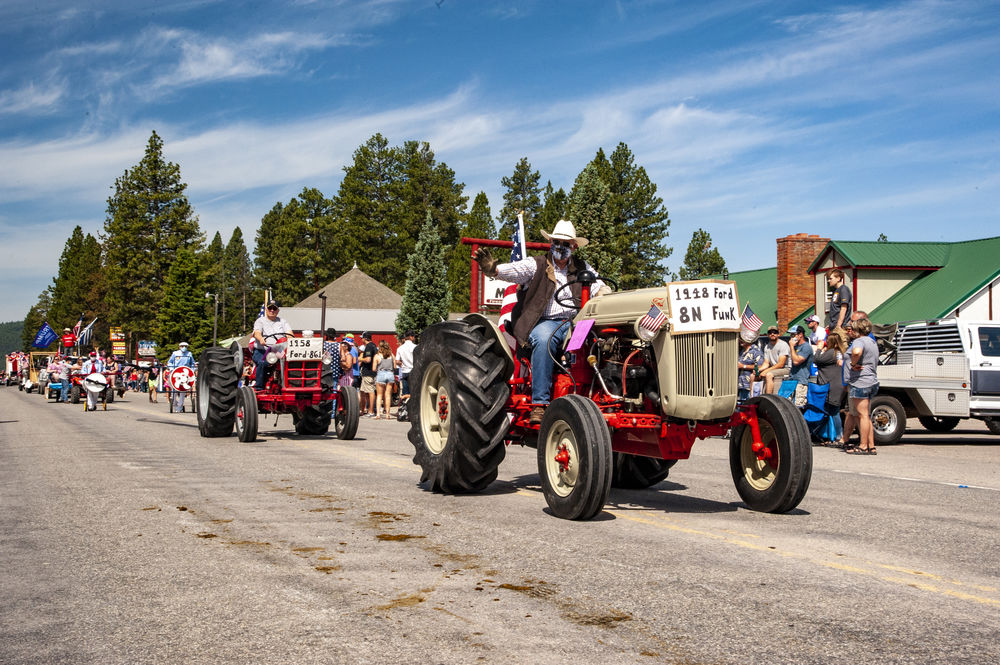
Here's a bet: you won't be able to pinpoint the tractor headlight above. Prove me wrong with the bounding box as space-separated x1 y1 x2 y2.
266 351 279 365
634 319 661 342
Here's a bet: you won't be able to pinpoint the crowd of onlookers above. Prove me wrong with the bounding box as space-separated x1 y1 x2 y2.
323 329 417 420
738 268 881 455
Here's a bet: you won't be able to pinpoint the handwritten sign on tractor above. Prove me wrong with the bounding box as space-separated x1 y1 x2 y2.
666 281 741 334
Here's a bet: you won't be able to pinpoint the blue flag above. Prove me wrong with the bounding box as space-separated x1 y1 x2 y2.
33 322 58 348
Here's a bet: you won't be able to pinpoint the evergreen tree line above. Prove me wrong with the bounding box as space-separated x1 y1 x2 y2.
21 129 705 355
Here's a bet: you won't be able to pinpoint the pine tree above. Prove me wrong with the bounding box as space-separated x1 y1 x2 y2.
449 191 494 312
568 163 621 283
537 181 568 235
335 134 403 287
498 157 543 242
156 248 211 357
589 143 672 289
103 130 204 340
21 288 54 351
678 228 727 280
223 227 253 335
396 213 451 336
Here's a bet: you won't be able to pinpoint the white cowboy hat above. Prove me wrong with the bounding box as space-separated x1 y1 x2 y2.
540 219 589 248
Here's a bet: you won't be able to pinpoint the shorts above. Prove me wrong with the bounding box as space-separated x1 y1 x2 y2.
376 370 394 384
793 383 808 408
360 375 376 393
848 384 879 415
765 367 790 380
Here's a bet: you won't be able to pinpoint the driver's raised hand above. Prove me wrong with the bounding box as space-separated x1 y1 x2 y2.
474 247 498 277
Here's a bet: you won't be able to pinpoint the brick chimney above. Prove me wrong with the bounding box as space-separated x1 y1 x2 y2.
777 233 829 331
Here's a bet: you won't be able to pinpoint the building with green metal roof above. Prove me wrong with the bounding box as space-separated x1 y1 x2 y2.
711 235 1000 332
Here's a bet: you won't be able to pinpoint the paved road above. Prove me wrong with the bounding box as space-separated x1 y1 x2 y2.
1 388 997 664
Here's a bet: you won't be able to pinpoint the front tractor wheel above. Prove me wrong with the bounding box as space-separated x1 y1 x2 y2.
295 402 333 435
196 347 240 437
408 320 513 493
538 395 614 520
730 394 812 513
235 386 258 442
334 384 360 440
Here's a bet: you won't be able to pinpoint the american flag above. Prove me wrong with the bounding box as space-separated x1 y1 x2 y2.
741 304 763 332
72 313 83 338
497 212 526 351
639 304 667 334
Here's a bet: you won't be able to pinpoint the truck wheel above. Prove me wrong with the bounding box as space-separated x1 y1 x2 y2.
70 385 80 404
538 395 613 520
295 402 332 435
235 386 258 442
870 395 906 445
334 385 359 440
730 394 812 513
196 347 239 437
985 417 1000 435
409 319 513 493
611 453 676 489
917 415 959 433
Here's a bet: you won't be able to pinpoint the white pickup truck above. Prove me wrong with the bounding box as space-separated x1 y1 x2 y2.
868 319 1000 444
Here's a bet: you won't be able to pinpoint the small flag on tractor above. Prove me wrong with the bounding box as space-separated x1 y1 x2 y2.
741 304 763 332
639 304 667 334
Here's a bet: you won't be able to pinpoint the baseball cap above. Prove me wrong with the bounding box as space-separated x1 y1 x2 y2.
361 331 372 339
806 315 821 324
266 300 279 309
767 325 780 334
790 325 806 336
179 341 189 348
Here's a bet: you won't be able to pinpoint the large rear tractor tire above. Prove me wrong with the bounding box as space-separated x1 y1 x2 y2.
611 453 677 489
334 384 360 440
196 347 239 437
730 394 812 513
295 402 332 435
235 386 258 442
70 384 81 404
105 386 115 403
917 415 959 433
538 395 614 520
870 394 906 445
408 319 513 493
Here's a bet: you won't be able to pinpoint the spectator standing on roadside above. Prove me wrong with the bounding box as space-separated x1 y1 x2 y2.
374 340 395 419
758 326 790 394
826 269 852 330
58 355 71 403
323 328 342 388
344 333 360 388
841 319 880 454
339 341 355 388
814 331 846 444
359 332 377 417
395 331 416 400
787 325 814 408
148 366 159 403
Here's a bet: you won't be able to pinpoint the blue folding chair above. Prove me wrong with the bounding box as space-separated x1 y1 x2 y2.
802 382 831 440
777 378 798 401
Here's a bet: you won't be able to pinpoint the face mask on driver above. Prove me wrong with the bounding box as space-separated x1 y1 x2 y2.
551 244 572 261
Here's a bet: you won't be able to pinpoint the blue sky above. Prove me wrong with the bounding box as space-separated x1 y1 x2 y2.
1 0 998 321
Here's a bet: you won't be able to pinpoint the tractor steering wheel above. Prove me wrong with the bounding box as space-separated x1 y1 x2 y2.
553 272 618 311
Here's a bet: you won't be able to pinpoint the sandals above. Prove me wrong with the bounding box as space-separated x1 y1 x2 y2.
844 446 877 455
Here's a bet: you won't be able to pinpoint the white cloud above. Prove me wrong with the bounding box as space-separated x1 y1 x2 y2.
0 80 66 115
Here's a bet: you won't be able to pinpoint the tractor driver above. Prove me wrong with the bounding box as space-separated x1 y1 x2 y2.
252 300 291 390
475 219 610 425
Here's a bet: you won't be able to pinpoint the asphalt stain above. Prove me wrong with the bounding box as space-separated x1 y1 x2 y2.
292 547 325 553
196 532 217 539
376 594 425 610
376 533 425 541
315 566 340 574
564 609 632 627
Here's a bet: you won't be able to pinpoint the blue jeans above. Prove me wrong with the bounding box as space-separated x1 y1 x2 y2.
399 371 410 396
528 319 572 405
60 380 69 402
824 401 843 440
252 348 271 390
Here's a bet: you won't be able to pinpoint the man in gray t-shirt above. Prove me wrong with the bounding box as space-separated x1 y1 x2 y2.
759 325 791 394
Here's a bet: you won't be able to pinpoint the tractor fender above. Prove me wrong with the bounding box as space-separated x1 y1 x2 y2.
462 313 515 375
